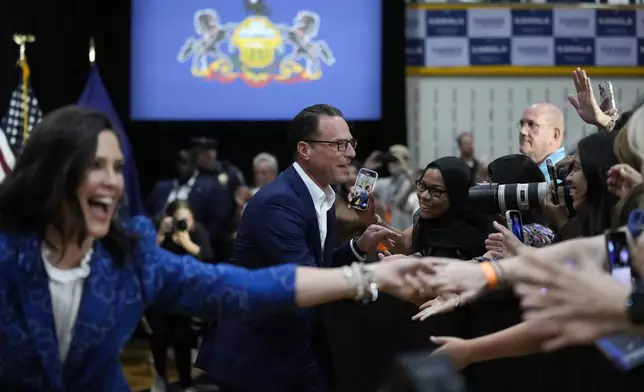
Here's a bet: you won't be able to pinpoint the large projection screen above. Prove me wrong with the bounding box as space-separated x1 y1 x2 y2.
131 0 383 121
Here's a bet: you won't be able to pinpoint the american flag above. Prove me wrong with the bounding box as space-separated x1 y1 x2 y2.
0 76 43 181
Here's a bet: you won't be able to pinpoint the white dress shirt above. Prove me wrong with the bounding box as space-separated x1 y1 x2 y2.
42 245 93 363
293 163 365 259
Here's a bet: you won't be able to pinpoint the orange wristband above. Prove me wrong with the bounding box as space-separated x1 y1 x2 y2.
479 262 498 289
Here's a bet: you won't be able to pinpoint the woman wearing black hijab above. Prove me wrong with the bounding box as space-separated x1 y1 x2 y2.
411 157 494 259
355 156 494 258
350 157 495 391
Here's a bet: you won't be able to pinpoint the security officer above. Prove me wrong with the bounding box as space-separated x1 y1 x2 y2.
190 137 245 258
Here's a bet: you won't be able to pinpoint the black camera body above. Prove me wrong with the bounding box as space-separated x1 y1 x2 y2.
173 218 188 232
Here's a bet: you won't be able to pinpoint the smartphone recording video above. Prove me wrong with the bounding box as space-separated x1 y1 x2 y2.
605 231 635 287
599 81 616 111
505 210 524 243
546 159 559 205
597 232 644 372
350 168 378 211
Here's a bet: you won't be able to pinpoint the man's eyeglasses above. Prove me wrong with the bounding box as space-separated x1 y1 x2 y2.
518 120 555 130
304 139 358 152
415 180 447 198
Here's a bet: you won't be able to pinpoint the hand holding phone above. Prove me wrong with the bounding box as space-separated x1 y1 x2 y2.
605 231 637 286
598 81 616 112
546 159 559 205
350 168 378 212
505 210 524 244
596 230 644 372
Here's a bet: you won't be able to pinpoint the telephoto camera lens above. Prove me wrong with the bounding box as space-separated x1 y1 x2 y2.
468 183 549 214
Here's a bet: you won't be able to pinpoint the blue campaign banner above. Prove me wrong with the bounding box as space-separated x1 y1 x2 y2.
555 37 595 66
512 9 553 36
131 0 382 120
425 10 467 37
406 38 426 67
469 38 511 65
405 5 644 71
596 10 637 37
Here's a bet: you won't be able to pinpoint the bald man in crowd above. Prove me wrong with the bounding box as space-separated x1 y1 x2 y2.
519 102 567 180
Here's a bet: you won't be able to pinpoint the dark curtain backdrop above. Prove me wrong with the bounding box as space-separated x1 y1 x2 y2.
0 0 406 198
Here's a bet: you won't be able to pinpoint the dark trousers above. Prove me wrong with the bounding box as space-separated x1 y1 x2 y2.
147 311 195 389
215 360 328 392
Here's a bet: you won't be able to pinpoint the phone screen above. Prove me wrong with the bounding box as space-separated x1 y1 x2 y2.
606 231 633 287
599 82 616 110
598 234 644 371
546 159 559 205
350 169 378 211
505 210 524 243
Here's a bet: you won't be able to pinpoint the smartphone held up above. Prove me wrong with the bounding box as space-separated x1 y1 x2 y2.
350 168 378 211
598 81 616 111
505 210 525 243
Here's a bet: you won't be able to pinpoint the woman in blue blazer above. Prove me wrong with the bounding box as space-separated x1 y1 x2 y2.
0 106 432 392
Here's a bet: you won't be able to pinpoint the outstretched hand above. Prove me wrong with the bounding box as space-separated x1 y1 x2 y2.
513 249 631 351
567 67 616 128
412 293 462 321
356 224 400 253
370 255 443 304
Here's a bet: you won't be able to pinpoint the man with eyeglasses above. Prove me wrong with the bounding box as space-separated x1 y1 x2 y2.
196 104 400 392
519 103 567 181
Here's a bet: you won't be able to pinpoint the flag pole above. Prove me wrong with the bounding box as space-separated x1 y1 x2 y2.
12 34 35 142
89 37 96 65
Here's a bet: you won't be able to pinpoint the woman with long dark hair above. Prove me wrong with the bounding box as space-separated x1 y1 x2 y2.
555 131 621 240
0 106 435 391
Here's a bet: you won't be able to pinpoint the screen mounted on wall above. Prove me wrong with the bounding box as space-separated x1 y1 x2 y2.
131 0 382 121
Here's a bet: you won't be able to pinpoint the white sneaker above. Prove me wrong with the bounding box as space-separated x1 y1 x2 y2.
151 374 167 392
182 388 197 392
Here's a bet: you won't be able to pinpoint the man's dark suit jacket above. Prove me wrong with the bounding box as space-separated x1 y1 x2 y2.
195 164 358 392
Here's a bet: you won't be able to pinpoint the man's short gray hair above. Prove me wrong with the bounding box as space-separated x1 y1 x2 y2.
253 152 278 171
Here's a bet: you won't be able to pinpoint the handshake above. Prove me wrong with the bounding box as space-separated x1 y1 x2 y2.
372 230 644 356
364 252 489 308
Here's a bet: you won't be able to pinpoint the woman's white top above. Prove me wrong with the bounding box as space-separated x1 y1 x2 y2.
41 245 93 363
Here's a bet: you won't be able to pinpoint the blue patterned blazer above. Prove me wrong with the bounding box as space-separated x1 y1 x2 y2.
0 216 297 392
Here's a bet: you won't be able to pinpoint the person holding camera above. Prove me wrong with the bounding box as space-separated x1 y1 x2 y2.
150 200 214 392
156 200 214 261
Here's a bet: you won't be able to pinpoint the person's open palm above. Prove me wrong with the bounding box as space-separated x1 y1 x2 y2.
567 67 614 126
514 250 632 351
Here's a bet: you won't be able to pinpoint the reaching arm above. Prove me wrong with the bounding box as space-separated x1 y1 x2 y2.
462 321 552 365
132 216 361 320
371 220 413 255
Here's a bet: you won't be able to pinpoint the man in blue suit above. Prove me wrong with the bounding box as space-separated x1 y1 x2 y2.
144 149 232 257
196 104 399 392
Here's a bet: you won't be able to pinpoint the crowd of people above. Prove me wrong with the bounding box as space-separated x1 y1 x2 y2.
0 67 643 392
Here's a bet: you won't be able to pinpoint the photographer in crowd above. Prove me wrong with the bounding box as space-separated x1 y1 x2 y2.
149 200 214 392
